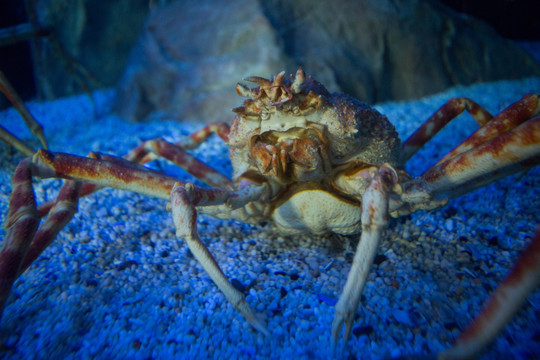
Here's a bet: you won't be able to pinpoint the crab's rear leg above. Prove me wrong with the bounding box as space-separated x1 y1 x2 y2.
397 115 540 214
0 70 48 153
435 94 540 166
418 115 539 201
400 94 540 164
174 122 230 150
332 166 397 343
127 137 233 190
398 108 540 357
0 159 41 314
400 97 493 163
440 226 540 359
36 122 231 217
0 158 81 316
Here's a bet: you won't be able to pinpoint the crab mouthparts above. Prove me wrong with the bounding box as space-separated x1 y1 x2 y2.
249 128 329 183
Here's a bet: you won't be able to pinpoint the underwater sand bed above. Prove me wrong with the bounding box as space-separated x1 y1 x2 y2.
0 77 539 359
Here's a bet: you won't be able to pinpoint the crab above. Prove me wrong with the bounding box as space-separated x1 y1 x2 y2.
0 69 539 358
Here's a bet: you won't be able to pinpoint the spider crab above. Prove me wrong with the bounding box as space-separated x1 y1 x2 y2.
0 69 539 358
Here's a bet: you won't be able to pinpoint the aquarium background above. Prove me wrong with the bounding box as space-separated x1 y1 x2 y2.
0 0 539 359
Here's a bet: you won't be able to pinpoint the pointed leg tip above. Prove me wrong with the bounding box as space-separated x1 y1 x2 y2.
246 312 269 336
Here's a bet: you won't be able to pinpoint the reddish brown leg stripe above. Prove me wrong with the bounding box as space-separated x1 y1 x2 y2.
35 150 107 218
421 116 540 197
33 125 232 219
0 125 35 156
179 122 230 149
124 143 154 164
0 158 41 316
0 70 48 150
37 183 97 218
441 226 540 359
144 139 234 190
33 149 181 200
401 98 493 163
19 181 82 275
436 94 540 166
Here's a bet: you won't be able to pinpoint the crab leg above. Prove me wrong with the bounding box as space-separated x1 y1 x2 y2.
398 116 540 211
0 125 35 157
35 124 231 217
332 166 396 343
1 149 272 330
170 181 270 335
0 70 48 150
128 138 233 190
440 226 540 359
175 122 230 150
400 97 493 163
19 180 82 274
436 94 540 166
0 169 81 316
0 158 41 315
420 116 540 200
126 123 229 163
31 150 180 199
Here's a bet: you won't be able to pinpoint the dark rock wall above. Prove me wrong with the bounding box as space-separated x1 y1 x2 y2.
2 0 539 119
114 0 540 123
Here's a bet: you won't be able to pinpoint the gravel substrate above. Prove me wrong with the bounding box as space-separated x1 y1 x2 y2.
0 77 539 359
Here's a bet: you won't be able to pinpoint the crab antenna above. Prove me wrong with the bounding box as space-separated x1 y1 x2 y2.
291 68 305 94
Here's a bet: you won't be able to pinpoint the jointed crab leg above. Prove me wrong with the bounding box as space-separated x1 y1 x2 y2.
440 226 540 359
400 97 493 163
175 122 230 150
32 150 180 200
0 173 82 316
0 125 35 157
398 116 540 212
34 123 231 218
436 94 540 166
332 166 397 343
128 137 233 190
420 116 540 200
0 158 41 315
171 181 270 335
0 70 48 152
19 180 82 275
39 149 271 332
1 149 272 331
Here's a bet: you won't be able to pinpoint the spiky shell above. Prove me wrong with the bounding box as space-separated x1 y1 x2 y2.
228 69 400 182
